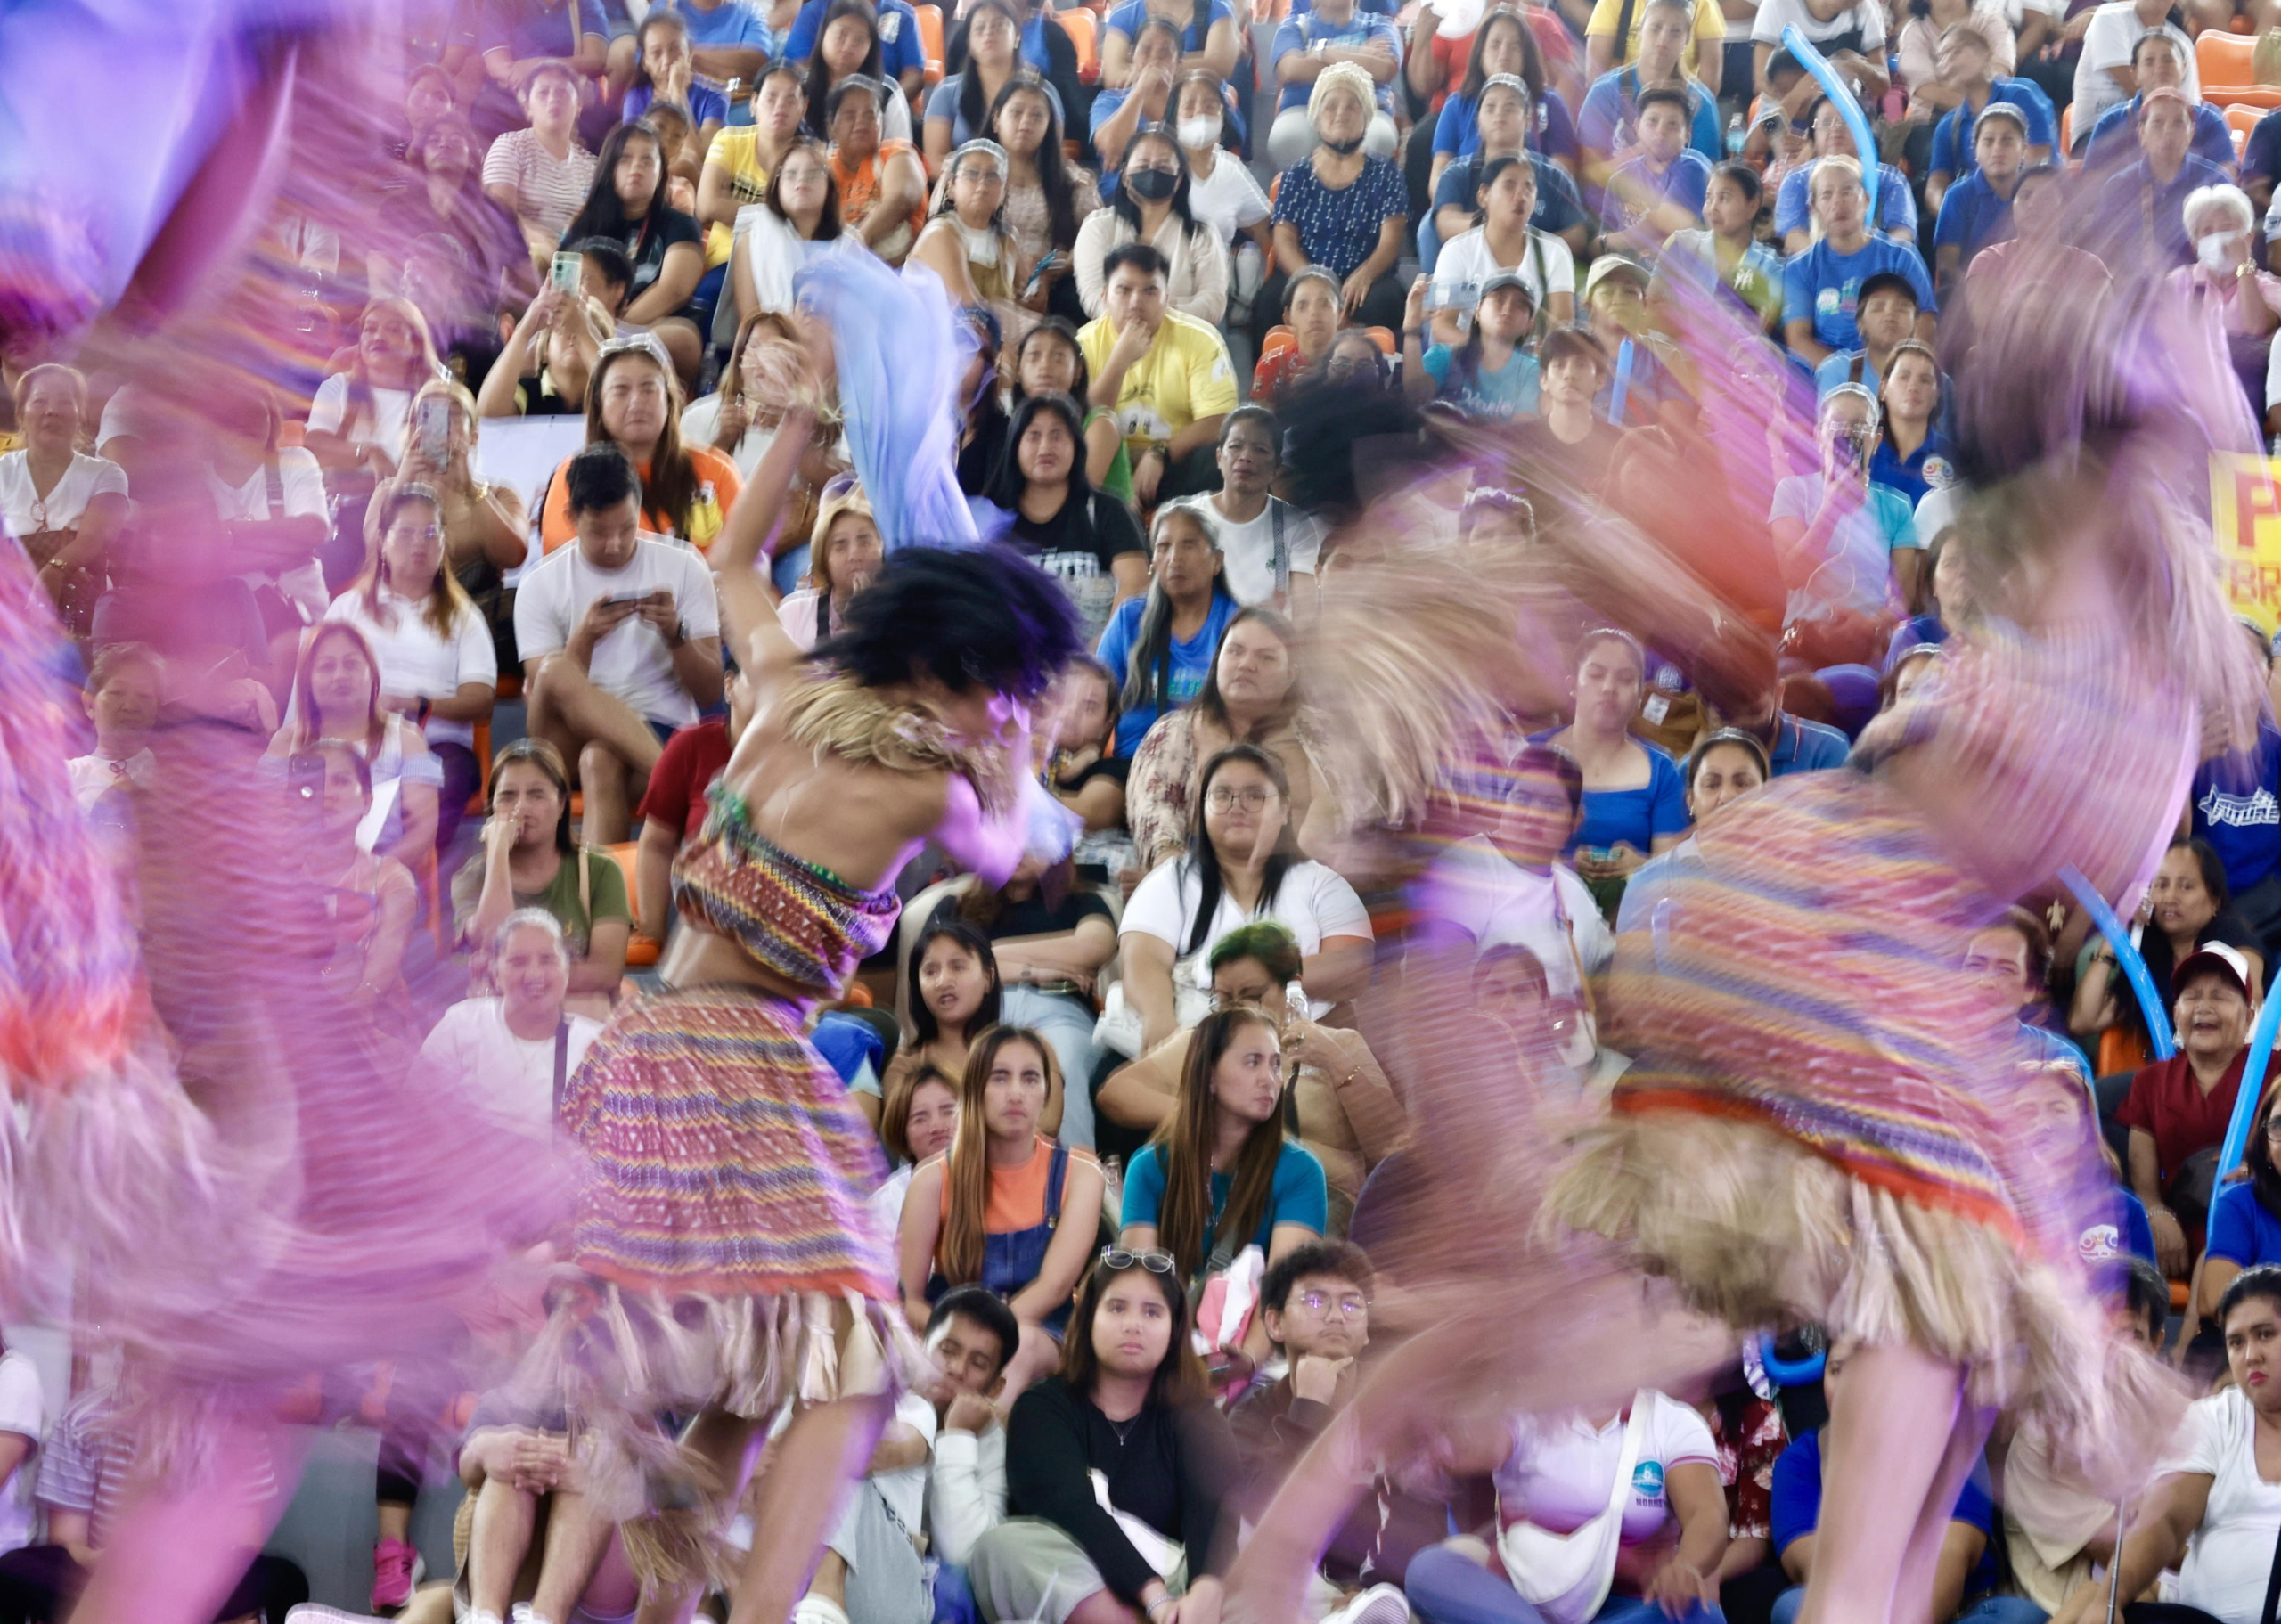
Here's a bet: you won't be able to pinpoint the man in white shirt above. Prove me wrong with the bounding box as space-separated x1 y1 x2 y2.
0 1342 44 1559
922 1287 1021 1604
417 910 603 1138
1173 407 1323 608
515 445 724 844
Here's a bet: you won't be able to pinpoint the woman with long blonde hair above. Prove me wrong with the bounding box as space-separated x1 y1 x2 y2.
899 1024 1103 1390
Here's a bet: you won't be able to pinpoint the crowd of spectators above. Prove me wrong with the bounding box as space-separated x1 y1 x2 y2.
22 0 2281 1615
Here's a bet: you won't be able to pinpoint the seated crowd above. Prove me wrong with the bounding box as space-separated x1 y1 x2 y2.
17 0 2281 1618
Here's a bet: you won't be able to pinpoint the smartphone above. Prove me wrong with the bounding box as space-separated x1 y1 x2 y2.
1424 281 1479 313
286 750 325 812
550 250 583 293
415 396 450 468
1024 251 1060 297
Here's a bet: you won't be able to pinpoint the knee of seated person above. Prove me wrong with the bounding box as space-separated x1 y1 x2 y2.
579 739 628 786
1436 1535 1492 1566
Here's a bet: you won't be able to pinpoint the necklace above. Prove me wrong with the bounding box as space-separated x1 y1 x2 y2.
1106 1411 1143 1446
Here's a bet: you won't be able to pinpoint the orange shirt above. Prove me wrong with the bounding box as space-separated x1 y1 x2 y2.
538 444 745 555
940 1135 1098 1234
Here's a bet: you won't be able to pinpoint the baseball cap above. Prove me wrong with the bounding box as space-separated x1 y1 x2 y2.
2176 942 2254 1002
1480 267 1537 302
1583 255 1650 298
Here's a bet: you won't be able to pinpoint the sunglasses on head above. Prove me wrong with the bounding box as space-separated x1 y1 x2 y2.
1100 1247 1176 1275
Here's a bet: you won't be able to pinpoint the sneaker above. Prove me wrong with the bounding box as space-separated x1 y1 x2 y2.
1326 1584 1411 1624
370 1538 422 1612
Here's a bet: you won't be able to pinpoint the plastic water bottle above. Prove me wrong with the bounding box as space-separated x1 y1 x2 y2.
1726 110 1745 156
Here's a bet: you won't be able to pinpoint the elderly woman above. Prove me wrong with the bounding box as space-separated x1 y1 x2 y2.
2167 183 2281 427
827 76 928 265
1266 62 1410 342
910 139 1045 346
0 364 127 628
1073 128 1230 325
418 908 607 1138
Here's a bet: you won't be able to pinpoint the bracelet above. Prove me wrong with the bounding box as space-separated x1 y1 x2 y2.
1146 1599 1176 1620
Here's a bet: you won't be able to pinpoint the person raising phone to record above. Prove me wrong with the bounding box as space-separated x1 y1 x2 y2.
1767 381 1920 626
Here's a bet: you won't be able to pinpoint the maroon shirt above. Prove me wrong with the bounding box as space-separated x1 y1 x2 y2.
2116 1049 2269 1186
634 716 732 841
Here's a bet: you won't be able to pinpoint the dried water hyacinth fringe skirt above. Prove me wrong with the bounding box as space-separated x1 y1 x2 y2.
517 983 920 1582
1547 772 2184 1489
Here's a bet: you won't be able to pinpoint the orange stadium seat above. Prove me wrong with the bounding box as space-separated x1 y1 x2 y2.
1060 6 1100 83
603 842 662 967
917 3 945 85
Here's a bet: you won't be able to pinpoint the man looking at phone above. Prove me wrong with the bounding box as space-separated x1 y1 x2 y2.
514 445 723 844
1767 382 1918 625
1079 243 1237 505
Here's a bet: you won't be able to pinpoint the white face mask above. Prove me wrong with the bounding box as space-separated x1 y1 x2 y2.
1176 116 1221 151
2198 233 2242 274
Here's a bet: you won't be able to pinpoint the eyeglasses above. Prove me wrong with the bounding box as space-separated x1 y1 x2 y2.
2264 1118 2281 1139
1100 1247 1176 1274
1206 987 1271 1011
1206 787 1277 812
1292 1290 1368 1318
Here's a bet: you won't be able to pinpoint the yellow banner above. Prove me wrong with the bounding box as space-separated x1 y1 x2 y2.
2212 453 2281 637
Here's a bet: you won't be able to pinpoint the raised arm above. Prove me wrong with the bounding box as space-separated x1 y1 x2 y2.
709 397 817 693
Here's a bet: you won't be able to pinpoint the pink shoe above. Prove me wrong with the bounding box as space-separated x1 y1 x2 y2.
371 1538 421 1612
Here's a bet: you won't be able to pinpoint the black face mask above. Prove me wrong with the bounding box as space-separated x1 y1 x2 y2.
1124 167 1179 201
1320 134 1365 155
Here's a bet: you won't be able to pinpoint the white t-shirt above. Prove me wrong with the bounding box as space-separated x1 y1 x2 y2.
1750 0 1887 51
876 1389 938 1538
1170 496 1323 607
307 374 414 466
323 589 499 748
2161 1387 2281 1623
0 1350 45 1556
0 451 127 537
2073 6 2196 133
1494 1392 1719 1624
511 538 722 727
416 997 603 1137
1121 855 1371 1019
204 448 331 616
68 749 156 812
1422 836 1612 1002
1187 153 1273 249
481 128 599 243
1434 226 1577 314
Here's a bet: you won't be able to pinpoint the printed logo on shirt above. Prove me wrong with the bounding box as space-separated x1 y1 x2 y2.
2077 1222 2123 1264
881 10 903 39
1921 457 1956 489
1817 286 1843 319
1631 1460 1666 1504
2200 785 2281 829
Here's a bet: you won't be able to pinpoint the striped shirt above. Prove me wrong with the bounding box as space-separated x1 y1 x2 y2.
37 1387 276 1550
482 128 598 245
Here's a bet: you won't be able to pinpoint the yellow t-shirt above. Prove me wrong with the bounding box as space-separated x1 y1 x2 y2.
1582 0 1725 76
700 126 771 267
1076 309 1239 462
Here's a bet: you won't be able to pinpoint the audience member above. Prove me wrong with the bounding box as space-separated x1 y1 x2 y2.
1508 328 1623 536
1430 154 1578 338
1769 384 1917 623
1120 744 1372 1051
1010 318 1131 516
454 737 634 1019
828 75 928 265
1101 0 1241 88
2117 942 2271 1277
1408 1385 1728 1624
2175 184 2281 419
1752 0 1889 102
1618 727 1769 933
1099 921 1401 1217
299 739 422 1039
1782 157 1937 367
1270 66 1412 337
1596 0 1725 88
481 62 598 275
900 1026 1108 1383
630 668 748 936
1811 270 1920 397
1267 0 1403 171
2194 623 2281 962
67 643 162 817
419 909 606 1137
923 1287 1024 1601
1091 18 1186 177
1172 409 1324 608
1039 657 1135 882
519 442 724 843
779 477 884 650
686 312 850 487
2071 0 2197 138
1894 0 2017 105
268 620 446 869
0 1332 40 1567
928 2 1058 168
1932 107 2031 290
1654 161 1782 332
1773 103 1919 253
1535 629 1688 912
1960 907 2092 1078
368 380 528 665
1177 72 1275 286
877 1060 961 1227
1092 474 1241 752
732 139 844 322
1427 77 1590 274
700 62 808 313
876 921 1008 1132
1577 0 1723 182
194 378 337 686
477 260 617 419
2076 837 2268 1067
959 306 1018 496
1920 23 2054 215
912 139 1046 343
2049 1266 2281 1624
2088 89 2229 270
1253 268 1346 400
557 122 711 379
784 0 929 104
305 296 445 497
448 1385 635 1624
1230 1241 1446 1623
805 0 919 142
1429 7 1580 195
2 365 127 626
2081 29 2232 174
539 332 745 555
1076 131 1230 326
1081 244 1239 504
967 1252 1237 1624
992 74 1097 328
1128 608 1314 875
1582 254 1692 430
992 394 1149 633
623 9 730 133
2197 1084 2281 1322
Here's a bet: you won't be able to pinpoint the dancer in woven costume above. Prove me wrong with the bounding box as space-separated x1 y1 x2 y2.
523 320 1082 1621
1233 271 2255 1624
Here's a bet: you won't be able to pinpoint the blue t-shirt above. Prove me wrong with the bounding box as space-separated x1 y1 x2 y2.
1096 592 1240 755
784 0 924 78
1525 734 1688 857
1927 79 2057 179
1574 67 1721 165
2208 1179 2281 1271
1783 233 1936 353
1773 1432 1999 1595
479 0 609 57
1767 714 1851 775
1868 430 1958 508
925 72 1065 145
1108 0 1235 53
1812 348 1883 396
625 79 732 126
1432 151 1585 237
2246 106 2281 192
1929 167 2016 265
1271 154 1408 279
1600 149 1711 241
1770 473 1918 617
2195 719 2281 897
2085 95 2236 175
2089 153 2233 269
1433 88 1580 167
1269 10 1405 112
1422 343 1541 419
1121 1138 1329 1260
1773 161 1917 242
